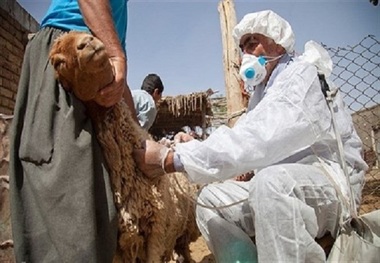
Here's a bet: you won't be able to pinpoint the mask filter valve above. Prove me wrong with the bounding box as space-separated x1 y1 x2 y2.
244 56 267 80
240 55 268 92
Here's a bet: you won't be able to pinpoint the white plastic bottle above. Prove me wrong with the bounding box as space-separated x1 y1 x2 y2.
207 217 258 263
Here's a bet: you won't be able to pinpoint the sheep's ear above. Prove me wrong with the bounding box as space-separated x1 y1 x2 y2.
50 53 66 71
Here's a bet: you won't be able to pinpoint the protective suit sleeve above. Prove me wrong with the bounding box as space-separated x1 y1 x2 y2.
176 61 332 184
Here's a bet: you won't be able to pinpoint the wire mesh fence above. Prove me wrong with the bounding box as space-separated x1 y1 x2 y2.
322 35 380 214
326 35 380 113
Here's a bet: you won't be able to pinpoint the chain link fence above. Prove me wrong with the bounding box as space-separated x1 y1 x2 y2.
323 35 380 214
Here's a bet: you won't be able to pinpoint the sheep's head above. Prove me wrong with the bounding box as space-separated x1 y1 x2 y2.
49 31 114 101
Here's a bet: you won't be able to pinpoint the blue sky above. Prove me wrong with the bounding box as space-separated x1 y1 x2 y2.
17 0 379 97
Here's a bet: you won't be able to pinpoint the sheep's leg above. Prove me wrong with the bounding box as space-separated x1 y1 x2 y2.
174 234 193 263
146 226 167 263
146 193 167 263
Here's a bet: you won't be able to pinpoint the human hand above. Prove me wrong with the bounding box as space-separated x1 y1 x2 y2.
159 137 173 148
235 171 255 182
133 140 172 179
94 57 126 107
174 132 195 144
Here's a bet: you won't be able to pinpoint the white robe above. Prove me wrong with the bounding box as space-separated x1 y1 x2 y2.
131 89 157 131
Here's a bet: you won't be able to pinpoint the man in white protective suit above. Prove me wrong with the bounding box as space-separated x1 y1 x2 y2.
133 10 368 262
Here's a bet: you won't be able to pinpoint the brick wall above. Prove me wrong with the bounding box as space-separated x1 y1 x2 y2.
0 1 39 260
352 104 380 169
0 116 12 261
0 0 39 115
352 104 380 150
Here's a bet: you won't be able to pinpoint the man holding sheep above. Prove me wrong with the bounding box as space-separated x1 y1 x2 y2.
134 10 367 262
9 0 135 262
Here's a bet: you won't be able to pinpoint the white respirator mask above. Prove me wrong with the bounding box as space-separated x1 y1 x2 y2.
239 54 283 92
239 54 267 90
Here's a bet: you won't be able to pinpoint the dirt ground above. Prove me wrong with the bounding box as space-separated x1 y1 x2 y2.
188 236 215 263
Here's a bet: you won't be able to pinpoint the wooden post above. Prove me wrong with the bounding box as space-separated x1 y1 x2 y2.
218 0 245 127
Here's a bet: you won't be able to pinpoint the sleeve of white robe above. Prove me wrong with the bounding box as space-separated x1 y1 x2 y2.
175 61 332 184
131 90 157 131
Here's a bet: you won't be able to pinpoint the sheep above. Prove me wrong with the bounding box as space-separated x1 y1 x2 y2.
49 31 200 263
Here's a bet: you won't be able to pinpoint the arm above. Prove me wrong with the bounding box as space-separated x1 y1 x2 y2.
78 0 124 60
174 62 331 183
78 0 138 123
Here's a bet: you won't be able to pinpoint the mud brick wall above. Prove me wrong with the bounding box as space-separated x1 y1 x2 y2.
0 117 13 261
0 0 39 260
0 0 39 115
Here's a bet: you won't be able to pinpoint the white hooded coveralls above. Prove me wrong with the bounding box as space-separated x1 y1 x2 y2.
175 54 367 262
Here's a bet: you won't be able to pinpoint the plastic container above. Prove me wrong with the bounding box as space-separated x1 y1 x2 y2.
207 217 258 263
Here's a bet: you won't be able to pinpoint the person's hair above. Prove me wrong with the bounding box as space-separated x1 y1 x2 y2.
141 73 164 95
239 34 254 52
